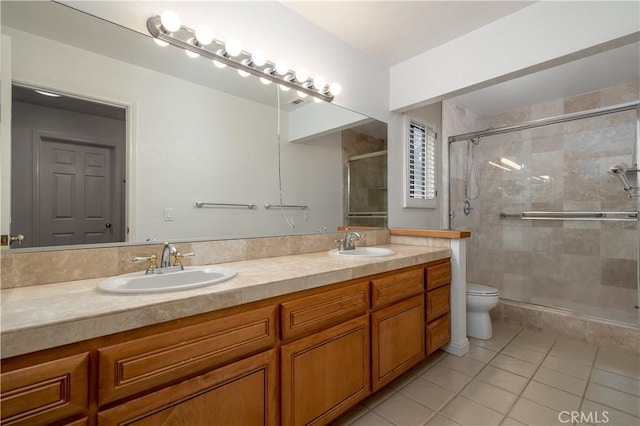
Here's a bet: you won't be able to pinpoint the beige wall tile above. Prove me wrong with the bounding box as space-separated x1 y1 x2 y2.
1 253 14 289
587 321 640 353
13 247 118 287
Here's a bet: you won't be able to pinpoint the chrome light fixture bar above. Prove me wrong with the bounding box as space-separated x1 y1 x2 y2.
147 14 337 102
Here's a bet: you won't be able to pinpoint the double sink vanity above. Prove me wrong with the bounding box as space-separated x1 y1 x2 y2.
0 230 461 425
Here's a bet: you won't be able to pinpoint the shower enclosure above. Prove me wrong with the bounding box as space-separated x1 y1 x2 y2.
449 100 640 326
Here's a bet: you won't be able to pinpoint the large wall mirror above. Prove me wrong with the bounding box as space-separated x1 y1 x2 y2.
1 1 388 250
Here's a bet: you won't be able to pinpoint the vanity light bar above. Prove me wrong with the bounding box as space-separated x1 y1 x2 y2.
146 15 336 102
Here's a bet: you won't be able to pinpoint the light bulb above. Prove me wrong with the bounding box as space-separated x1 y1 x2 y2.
329 82 342 96
237 69 250 77
260 77 272 85
185 49 199 58
296 90 308 98
280 85 291 92
225 39 242 57
274 60 288 76
294 68 309 83
195 25 214 46
313 76 326 91
154 38 169 47
160 11 181 33
252 50 267 67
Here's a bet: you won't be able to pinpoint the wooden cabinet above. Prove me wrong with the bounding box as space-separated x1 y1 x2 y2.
98 349 278 426
0 353 89 426
425 262 452 355
371 294 425 391
2 259 452 425
281 315 370 426
98 305 277 405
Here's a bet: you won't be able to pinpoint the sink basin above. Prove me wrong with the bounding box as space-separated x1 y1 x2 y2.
328 247 396 258
98 266 238 294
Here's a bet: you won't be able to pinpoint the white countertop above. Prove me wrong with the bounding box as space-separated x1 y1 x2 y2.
1 244 450 358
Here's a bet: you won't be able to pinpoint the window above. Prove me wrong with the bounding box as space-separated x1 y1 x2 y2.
404 115 437 208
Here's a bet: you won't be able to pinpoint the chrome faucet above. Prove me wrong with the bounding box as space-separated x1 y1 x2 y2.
340 231 361 251
160 242 177 268
134 242 194 274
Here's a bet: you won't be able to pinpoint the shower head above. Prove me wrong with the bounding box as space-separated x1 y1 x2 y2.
609 163 633 191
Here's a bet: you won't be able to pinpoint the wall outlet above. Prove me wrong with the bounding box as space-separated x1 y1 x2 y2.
164 208 174 221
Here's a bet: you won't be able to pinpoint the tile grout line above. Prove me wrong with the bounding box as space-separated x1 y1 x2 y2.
432 327 525 424
501 332 559 423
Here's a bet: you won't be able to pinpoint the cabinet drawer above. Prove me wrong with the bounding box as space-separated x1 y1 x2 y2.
1 353 89 426
427 313 451 355
98 349 278 426
371 268 423 309
426 284 450 322
281 281 369 341
98 305 277 405
426 262 451 291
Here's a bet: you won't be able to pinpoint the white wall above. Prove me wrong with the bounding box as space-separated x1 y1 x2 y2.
390 1 640 111
6 27 343 241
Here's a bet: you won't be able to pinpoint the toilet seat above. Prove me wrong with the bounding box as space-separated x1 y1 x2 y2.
466 283 499 296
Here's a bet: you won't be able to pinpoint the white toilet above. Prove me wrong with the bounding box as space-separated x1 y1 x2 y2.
466 283 500 339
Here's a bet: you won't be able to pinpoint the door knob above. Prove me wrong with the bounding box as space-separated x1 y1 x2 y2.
1 234 25 246
105 223 112 228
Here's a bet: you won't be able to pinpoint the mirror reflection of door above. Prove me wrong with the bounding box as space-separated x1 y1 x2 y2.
11 85 126 248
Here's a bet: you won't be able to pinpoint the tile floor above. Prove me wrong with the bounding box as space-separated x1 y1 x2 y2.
332 321 640 426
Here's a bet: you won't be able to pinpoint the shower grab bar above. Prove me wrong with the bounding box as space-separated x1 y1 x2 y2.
195 201 257 209
264 203 308 210
500 211 639 221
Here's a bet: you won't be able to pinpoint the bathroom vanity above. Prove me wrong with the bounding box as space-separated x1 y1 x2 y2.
0 245 451 425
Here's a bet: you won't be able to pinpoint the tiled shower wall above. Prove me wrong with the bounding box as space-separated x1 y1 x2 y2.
447 82 640 325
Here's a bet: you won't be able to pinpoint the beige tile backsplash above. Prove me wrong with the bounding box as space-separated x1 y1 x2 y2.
0 230 391 289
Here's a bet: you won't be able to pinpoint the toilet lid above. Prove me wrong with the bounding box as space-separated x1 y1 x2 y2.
467 283 499 296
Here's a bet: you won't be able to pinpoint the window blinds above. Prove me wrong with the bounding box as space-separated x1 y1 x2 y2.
408 119 436 201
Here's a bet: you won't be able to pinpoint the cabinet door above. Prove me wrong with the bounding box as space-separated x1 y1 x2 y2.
281 315 369 426
98 349 278 426
371 295 425 391
427 313 451 355
1 353 89 426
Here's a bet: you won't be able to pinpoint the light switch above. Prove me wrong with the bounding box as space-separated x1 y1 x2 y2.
164 208 174 221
